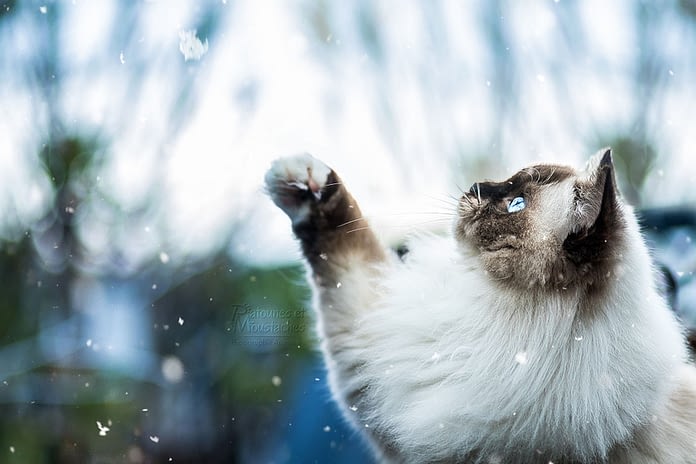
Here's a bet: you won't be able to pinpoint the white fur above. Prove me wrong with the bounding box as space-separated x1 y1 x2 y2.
322 213 689 462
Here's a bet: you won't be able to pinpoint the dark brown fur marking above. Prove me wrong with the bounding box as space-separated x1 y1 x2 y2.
563 151 626 289
458 150 627 292
289 171 386 279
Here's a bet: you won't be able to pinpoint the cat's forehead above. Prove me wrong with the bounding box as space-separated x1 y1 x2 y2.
502 164 577 189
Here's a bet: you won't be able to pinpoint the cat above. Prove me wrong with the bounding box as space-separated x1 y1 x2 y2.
264 149 696 463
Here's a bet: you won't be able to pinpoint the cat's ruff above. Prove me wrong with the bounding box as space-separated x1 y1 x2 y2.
265 151 696 463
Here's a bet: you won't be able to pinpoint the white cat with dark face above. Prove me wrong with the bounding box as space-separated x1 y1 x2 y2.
265 149 696 463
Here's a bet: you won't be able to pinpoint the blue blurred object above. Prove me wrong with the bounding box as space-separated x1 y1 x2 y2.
269 358 374 464
639 208 696 326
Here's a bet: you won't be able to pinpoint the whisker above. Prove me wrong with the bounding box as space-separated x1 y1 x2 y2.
337 210 457 231
344 218 455 235
423 194 460 210
337 217 365 228
345 225 372 234
339 211 455 226
544 168 556 184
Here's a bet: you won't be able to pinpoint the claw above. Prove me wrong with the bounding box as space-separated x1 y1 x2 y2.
287 180 309 191
307 171 322 200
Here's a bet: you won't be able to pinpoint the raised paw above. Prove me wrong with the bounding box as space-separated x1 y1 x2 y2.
264 153 335 225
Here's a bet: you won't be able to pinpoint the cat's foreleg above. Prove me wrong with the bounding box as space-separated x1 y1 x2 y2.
265 153 386 285
264 153 388 400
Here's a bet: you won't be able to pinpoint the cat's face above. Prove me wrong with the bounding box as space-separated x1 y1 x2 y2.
456 149 625 290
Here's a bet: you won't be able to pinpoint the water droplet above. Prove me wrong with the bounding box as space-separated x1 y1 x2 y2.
271 375 282 387
39 5 47 14
323 425 331 432
161 356 184 383
159 252 170 263
336 282 342 288
574 335 584 341
349 405 358 412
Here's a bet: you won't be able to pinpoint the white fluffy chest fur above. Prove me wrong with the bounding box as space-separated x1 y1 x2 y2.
346 232 686 462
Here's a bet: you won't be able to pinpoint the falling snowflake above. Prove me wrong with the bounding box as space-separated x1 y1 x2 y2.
514 351 529 365
149 435 160 443
96 420 111 436
271 375 282 387
178 29 208 61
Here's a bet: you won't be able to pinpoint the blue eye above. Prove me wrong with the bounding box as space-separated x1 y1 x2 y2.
507 196 526 213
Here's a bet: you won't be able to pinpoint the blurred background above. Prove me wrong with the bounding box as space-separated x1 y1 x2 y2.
1 0 695 462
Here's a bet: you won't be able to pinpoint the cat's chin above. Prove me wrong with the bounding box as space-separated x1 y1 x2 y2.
454 205 479 243
453 220 477 251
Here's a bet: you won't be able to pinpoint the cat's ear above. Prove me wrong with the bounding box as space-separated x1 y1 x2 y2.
564 148 622 264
